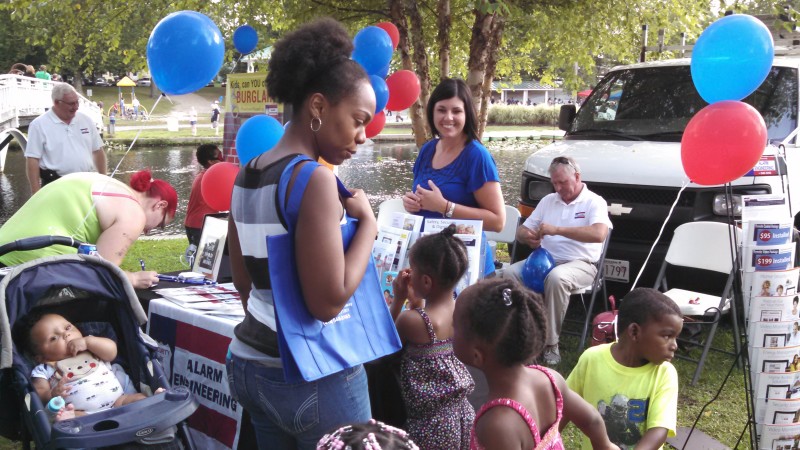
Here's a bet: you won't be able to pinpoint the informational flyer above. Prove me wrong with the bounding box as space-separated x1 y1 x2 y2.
423 218 483 289
749 320 797 348
743 268 800 319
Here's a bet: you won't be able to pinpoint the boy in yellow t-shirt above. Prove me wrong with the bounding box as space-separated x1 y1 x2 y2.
566 288 683 450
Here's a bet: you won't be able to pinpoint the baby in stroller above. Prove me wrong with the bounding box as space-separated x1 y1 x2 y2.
13 311 160 421
0 252 198 449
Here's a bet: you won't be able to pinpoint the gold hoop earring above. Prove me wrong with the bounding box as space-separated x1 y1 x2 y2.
310 117 322 132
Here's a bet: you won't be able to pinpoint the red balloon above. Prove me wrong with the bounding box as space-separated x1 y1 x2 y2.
385 70 420 111
681 100 767 185
375 22 399 50
365 110 386 138
201 162 240 211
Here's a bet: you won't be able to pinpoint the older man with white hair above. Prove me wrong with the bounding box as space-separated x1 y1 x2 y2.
499 156 612 365
25 82 106 194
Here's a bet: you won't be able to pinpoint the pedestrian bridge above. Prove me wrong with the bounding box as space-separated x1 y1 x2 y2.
0 74 102 172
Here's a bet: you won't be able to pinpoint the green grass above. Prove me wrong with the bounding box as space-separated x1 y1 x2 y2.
109 127 224 140
82 85 226 121
0 242 750 449
80 86 175 118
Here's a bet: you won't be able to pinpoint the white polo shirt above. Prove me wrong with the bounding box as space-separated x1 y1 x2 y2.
522 184 612 263
25 109 103 176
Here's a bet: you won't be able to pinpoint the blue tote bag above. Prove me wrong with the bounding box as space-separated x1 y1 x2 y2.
267 155 402 383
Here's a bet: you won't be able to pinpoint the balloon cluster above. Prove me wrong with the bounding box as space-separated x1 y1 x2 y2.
353 22 421 138
147 13 269 210
682 14 773 185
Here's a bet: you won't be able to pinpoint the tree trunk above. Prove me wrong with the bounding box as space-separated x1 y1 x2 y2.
478 14 505 139
466 10 496 137
390 0 412 71
406 0 432 147
436 0 451 81
73 69 84 95
390 0 428 147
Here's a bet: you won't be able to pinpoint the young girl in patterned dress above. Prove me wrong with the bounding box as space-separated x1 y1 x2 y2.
452 278 620 450
390 225 474 449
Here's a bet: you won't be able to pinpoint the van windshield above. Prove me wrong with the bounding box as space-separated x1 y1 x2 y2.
570 65 798 142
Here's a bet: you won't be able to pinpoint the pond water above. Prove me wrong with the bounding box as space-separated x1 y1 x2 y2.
0 140 544 236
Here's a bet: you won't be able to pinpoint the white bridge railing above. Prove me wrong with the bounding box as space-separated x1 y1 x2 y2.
0 74 103 132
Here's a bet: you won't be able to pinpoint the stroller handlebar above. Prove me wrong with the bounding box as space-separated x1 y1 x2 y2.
0 236 81 257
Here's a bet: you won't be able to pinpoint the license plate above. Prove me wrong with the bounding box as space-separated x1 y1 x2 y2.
604 259 630 283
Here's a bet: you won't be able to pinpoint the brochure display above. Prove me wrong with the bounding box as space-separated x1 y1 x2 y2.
371 213 484 294
740 194 800 448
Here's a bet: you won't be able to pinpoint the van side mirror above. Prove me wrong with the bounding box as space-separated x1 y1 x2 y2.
558 105 577 131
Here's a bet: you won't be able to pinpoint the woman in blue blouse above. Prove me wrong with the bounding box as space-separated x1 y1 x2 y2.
402 79 505 276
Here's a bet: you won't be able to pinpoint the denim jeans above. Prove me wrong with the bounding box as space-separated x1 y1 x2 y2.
226 352 371 450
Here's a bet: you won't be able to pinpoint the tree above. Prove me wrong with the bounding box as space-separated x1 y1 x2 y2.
4 0 789 135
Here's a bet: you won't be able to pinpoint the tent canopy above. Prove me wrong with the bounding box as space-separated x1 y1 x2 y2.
117 76 136 87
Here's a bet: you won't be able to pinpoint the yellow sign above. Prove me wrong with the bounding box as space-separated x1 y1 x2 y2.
223 73 284 164
225 73 281 114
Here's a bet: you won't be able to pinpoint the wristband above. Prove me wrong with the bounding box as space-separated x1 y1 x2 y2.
445 201 456 218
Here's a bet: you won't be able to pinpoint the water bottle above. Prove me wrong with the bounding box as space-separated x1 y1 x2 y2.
47 396 65 419
184 244 197 267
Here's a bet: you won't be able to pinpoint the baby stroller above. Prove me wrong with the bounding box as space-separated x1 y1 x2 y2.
0 236 198 449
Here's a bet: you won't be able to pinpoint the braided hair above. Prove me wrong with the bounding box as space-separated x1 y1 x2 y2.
462 278 548 366
408 224 468 291
317 419 419 450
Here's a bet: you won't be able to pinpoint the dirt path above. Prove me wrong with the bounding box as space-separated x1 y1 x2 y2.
167 92 215 118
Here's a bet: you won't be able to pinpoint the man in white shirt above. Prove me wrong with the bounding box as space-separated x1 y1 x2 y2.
132 95 140 120
25 82 106 194
500 156 611 365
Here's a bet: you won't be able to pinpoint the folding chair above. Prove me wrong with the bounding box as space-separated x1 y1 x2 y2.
653 221 741 385
563 229 612 350
485 205 521 269
376 198 406 228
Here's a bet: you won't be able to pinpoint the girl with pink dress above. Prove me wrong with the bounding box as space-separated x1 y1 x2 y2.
452 278 620 450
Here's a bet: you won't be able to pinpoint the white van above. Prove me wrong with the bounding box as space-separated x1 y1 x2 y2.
515 56 800 293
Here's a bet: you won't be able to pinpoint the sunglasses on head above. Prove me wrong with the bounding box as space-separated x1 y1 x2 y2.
551 156 578 173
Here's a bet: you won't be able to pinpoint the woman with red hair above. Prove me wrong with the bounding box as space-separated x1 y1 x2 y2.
0 170 177 289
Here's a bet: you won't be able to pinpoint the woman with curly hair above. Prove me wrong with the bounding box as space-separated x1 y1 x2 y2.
225 17 378 449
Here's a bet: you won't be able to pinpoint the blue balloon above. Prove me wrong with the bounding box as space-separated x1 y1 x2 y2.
235 115 284 165
521 248 555 293
147 11 224 95
370 75 389 113
352 26 393 76
691 14 774 104
376 62 391 79
233 24 259 54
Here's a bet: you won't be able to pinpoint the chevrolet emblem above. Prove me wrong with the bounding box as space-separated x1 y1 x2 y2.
608 203 632 216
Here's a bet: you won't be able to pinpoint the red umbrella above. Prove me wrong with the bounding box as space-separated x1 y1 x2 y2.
577 89 592 98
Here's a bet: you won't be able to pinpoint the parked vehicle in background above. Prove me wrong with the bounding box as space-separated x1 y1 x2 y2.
94 78 110 87
514 27 800 296
136 77 151 87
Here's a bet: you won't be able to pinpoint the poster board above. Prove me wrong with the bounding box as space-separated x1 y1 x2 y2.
193 215 231 282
